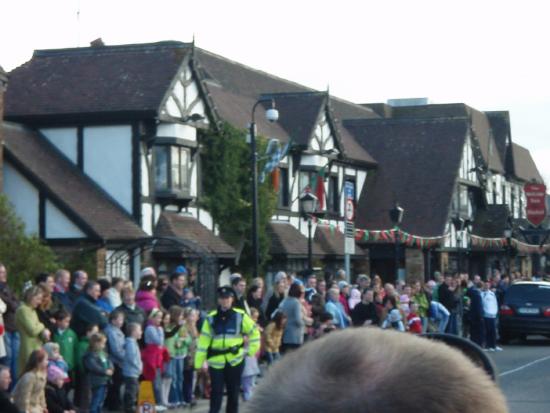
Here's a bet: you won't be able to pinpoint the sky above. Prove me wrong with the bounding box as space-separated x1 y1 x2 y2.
2 0 549 183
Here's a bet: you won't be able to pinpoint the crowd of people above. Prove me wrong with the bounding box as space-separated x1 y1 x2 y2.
0 259 535 413
253 268 522 356
0 263 202 413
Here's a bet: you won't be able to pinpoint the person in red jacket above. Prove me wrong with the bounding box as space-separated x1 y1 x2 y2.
407 302 423 334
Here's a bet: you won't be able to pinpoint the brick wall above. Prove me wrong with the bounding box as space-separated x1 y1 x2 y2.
0 65 7 191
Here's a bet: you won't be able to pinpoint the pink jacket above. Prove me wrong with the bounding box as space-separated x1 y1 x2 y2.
135 290 160 314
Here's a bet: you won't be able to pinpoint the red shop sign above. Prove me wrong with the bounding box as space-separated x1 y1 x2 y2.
524 183 547 227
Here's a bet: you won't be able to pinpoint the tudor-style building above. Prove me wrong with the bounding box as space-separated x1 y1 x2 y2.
3 41 236 291
3 40 378 287
352 101 544 281
2 40 545 289
189 48 379 275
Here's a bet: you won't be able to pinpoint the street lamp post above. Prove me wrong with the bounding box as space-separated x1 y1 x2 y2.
300 191 319 271
389 203 405 281
249 98 279 279
452 217 466 274
504 223 513 274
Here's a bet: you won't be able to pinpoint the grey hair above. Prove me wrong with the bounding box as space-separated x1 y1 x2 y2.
245 328 508 413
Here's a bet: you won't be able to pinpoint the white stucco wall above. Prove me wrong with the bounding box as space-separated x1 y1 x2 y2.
160 64 209 125
197 208 214 231
40 127 78 164
141 149 150 198
83 125 133 213
157 123 197 142
3 162 40 235
190 160 198 197
141 203 153 235
45 200 86 238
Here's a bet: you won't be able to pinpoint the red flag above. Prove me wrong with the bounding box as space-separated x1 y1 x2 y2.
314 168 326 210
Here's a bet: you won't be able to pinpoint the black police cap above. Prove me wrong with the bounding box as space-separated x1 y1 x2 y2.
217 286 236 298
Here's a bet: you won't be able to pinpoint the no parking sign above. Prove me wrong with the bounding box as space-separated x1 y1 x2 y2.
345 181 355 254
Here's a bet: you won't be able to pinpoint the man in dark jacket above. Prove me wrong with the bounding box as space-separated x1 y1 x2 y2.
0 365 21 413
438 275 460 335
52 269 74 311
0 264 20 385
466 281 485 347
231 276 251 315
68 270 88 304
351 289 379 327
161 268 187 310
71 281 108 337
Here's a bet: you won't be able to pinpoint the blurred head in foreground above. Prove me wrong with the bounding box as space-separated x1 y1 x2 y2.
245 328 508 413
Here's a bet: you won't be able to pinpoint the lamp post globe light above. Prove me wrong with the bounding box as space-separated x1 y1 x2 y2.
300 190 319 271
389 203 404 281
250 98 279 279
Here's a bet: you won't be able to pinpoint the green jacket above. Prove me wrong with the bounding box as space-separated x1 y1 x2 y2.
432 284 440 302
54 328 78 371
413 292 430 318
165 324 192 358
75 337 90 373
15 303 46 373
195 307 260 370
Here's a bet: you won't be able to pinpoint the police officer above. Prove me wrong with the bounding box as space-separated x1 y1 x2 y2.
195 286 260 413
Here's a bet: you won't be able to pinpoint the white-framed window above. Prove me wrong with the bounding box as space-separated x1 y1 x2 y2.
154 145 191 193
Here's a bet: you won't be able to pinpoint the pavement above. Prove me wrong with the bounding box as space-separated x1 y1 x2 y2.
489 336 550 413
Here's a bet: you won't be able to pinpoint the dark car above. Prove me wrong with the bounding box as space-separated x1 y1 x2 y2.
499 281 550 342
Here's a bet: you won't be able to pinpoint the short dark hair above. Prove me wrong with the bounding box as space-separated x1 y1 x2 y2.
288 283 303 298
126 322 141 336
111 277 123 287
35 272 52 285
170 271 186 283
109 310 125 322
231 276 243 287
84 281 99 294
54 309 70 321
98 278 111 293
245 329 508 413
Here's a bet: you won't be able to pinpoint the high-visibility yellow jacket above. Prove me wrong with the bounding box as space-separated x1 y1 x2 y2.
194 307 260 370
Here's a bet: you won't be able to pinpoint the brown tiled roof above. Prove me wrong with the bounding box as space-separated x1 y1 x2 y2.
3 122 146 241
5 41 190 120
270 92 326 147
469 107 505 174
511 143 544 183
346 117 469 237
0 65 7 85
5 41 378 166
195 48 378 165
153 212 236 257
314 225 366 257
485 111 511 170
387 103 505 174
267 221 324 257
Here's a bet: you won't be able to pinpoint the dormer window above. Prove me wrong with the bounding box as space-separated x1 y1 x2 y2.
154 144 191 197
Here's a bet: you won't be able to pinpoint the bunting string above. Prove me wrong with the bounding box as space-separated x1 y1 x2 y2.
313 220 550 252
